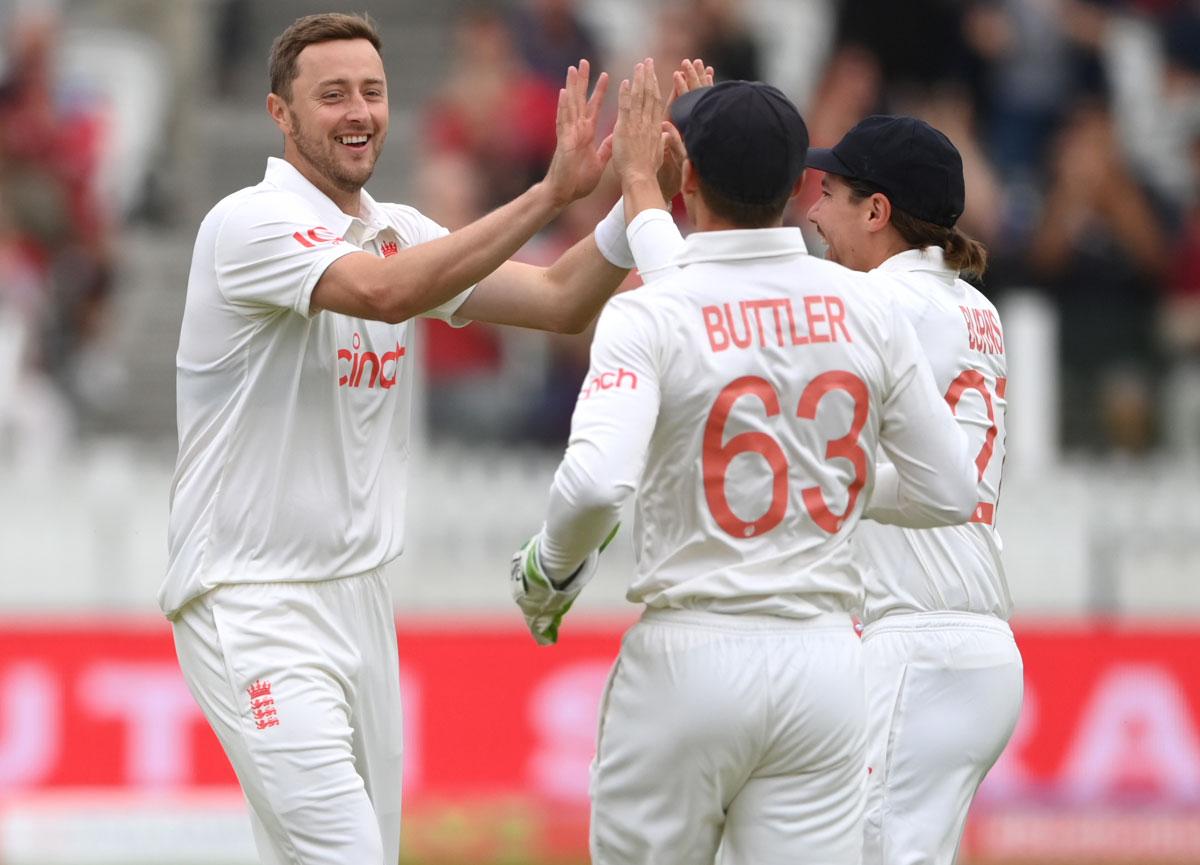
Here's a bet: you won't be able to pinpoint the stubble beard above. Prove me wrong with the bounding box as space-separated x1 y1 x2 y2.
289 109 381 195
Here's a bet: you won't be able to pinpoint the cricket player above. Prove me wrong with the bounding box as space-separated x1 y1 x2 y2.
806 116 1024 865
510 63 979 865
159 13 657 865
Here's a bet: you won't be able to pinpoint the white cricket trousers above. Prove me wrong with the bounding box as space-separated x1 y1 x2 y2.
591 608 866 865
861 612 1023 865
172 569 403 865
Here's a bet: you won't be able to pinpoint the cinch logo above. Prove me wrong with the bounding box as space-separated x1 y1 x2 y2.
580 367 638 400
338 331 406 389
248 680 279 730
380 241 399 258
292 226 344 248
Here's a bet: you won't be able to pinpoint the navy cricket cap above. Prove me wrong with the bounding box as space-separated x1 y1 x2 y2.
670 80 809 205
806 115 965 228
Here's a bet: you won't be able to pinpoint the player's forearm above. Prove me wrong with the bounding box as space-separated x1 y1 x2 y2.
316 181 566 323
538 234 631 333
538 478 625 583
539 402 648 579
866 445 975 529
864 463 954 528
622 172 668 225
874 403 977 528
869 307 978 526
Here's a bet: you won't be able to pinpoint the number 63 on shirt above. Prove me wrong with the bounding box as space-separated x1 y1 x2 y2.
702 369 1004 539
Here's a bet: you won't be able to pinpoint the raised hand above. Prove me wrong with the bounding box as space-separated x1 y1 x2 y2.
612 59 666 190
658 58 715 200
668 58 715 110
543 59 611 208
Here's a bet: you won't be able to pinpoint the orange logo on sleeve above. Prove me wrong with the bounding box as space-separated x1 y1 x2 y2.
580 367 638 400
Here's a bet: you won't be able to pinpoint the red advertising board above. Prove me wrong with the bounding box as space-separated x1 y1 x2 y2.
1 616 1198 861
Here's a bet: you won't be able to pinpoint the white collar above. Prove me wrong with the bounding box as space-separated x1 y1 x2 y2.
873 247 957 284
263 157 388 236
673 227 808 266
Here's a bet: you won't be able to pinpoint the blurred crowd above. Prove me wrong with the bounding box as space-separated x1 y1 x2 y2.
415 0 1200 458
2 0 1199 461
0 4 118 467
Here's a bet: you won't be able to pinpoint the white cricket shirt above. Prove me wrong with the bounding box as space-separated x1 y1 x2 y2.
539 225 976 618
853 247 1013 623
160 158 471 617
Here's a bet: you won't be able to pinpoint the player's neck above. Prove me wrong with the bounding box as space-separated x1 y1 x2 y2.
692 208 785 234
285 154 364 218
862 232 910 270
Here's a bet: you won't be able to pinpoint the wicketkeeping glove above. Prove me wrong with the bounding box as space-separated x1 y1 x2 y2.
510 524 619 646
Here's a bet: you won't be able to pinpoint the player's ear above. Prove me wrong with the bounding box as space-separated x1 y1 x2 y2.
681 159 700 195
788 169 806 200
865 191 892 234
267 92 291 135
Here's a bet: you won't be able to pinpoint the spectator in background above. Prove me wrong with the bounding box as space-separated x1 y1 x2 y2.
694 0 760 83
964 0 1109 183
507 168 628 445
649 2 703 95
836 0 977 103
213 0 255 99
0 8 110 451
903 90 1005 250
424 7 560 210
412 152 525 443
419 6 623 445
1029 100 1170 454
1162 128 1200 459
510 0 604 90
0 178 76 470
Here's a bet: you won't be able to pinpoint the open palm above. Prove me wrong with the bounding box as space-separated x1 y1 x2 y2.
544 59 611 207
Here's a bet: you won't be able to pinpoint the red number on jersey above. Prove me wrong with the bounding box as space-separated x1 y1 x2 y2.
797 371 871 534
702 376 789 538
702 372 869 538
944 371 1007 525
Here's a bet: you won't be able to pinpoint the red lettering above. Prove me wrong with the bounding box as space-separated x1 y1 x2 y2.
308 227 339 244
769 300 787 347
295 226 343 248
960 306 1005 355
988 309 1005 354
804 295 830 343
380 344 405 388
702 305 729 353
579 367 639 400
973 310 987 353
960 306 978 351
826 296 851 342
748 301 770 347
704 297 853 351
354 352 381 388
337 348 353 386
724 303 753 349
787 301 810 346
